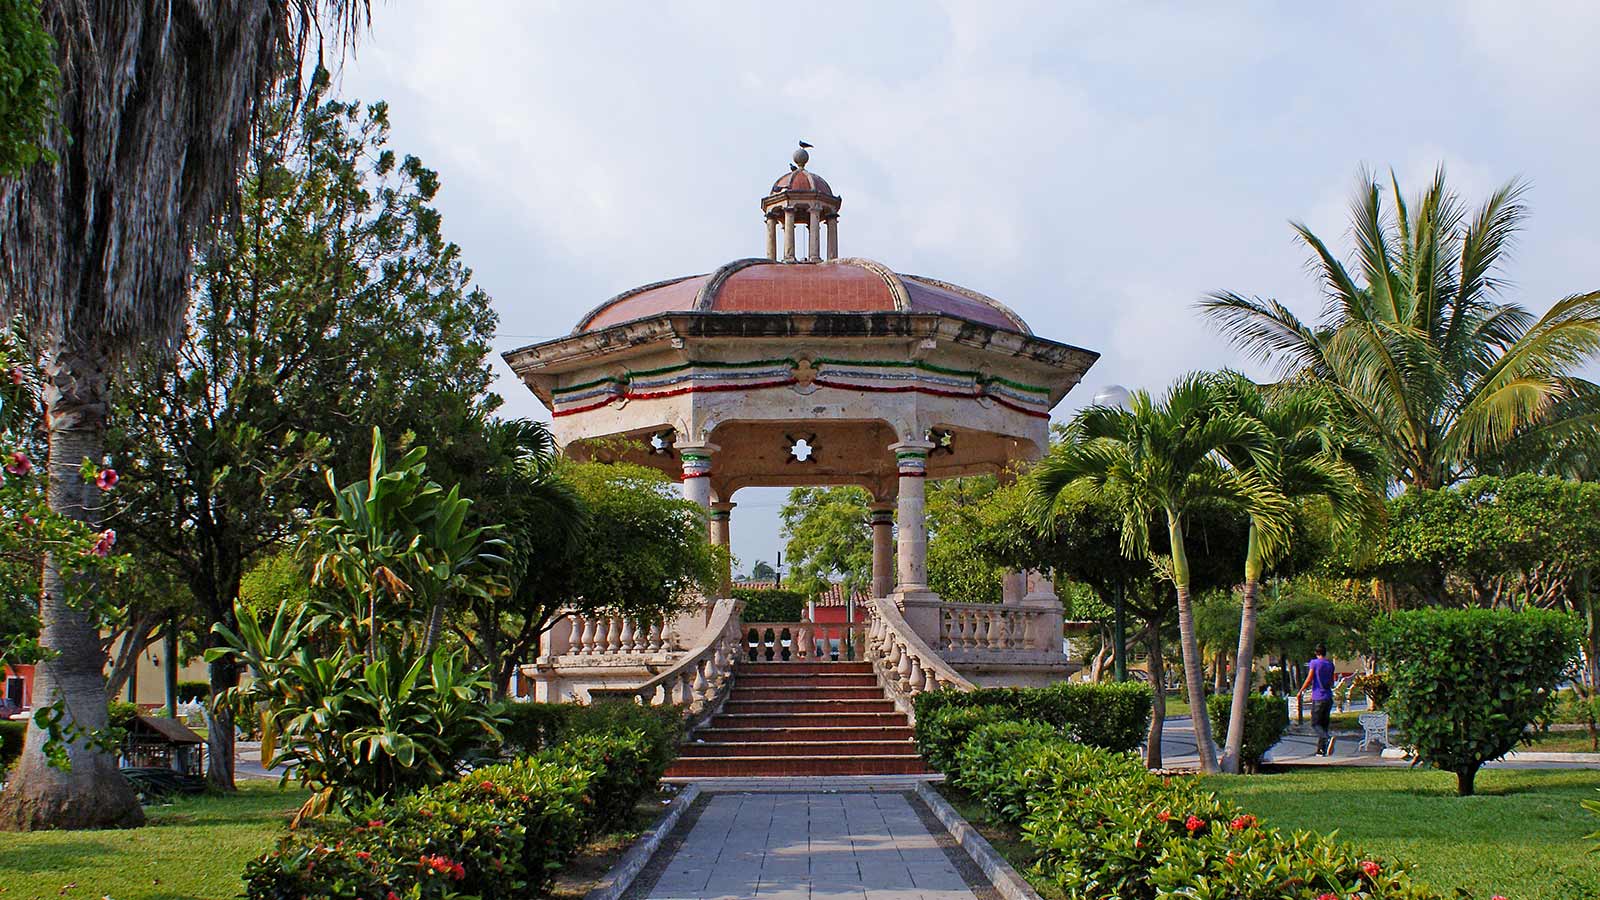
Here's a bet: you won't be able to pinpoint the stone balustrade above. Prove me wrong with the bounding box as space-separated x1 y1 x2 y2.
587 597 743 717
937 602 1041 653
560 612 676 657
743 621 867 663
864 596 974 716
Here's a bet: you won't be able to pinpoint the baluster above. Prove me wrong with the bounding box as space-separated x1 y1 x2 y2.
647 619 664 653
652 683 668 705
939 609 953 649
693 659 710 702
676 671 693 705
619 618 637 654
896 648 913 690
907 656 924 693
608 617 625 653
577 615 596 654
986 609 1004 650
956 610 971 649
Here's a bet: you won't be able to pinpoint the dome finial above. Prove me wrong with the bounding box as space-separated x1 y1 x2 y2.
793 141 811 168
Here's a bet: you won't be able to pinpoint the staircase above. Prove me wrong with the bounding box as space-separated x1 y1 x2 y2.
664 661 929 777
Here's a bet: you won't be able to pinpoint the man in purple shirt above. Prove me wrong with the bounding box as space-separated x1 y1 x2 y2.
1298 644 1336 756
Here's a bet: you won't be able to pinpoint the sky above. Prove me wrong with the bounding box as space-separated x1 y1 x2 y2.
338 2 1600 573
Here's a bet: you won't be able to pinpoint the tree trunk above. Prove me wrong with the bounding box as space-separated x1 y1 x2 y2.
1145 621 1165 770
204 655 239 791
1222 529 1265 775
1456 767 1477 797
1169 513 1219 773
0 347 144 830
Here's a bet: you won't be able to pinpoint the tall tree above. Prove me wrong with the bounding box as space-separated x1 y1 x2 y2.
1201 167 1600 490
781 486 873 599
1030 374 1289 773
0 0 57 176
0 0 367 831
1210 374 1381 774
107 73 496 789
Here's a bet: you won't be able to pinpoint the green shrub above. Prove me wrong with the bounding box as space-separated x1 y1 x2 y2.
498 701 684 772
732 586 807 622
1206 693 1289 773
1353 671 1391 709
176 680 211 702
0 720 25 769
913 680 1152 752
943 733 1450 900
243 726 668 900
106 700 139 732
244 755 590 899
914 704 1015 772
1371 607 1580 795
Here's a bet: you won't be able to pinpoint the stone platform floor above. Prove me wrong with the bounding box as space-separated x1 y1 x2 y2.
626 790 998 900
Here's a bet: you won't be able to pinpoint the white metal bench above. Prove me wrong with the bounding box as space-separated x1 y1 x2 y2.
1358 712 1390 751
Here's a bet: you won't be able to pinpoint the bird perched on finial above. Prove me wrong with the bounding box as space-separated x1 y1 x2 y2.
798 140 814 149
789 163 798 171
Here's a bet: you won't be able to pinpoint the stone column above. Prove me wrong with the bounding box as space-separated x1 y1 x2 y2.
807 207 822 261
826 215 838 260
890 440 935 592
677 443 717 511
710 501 734 598
766 217 777 260
1001 571 1026 604
869 502 895 598
1022 569 1066 656
782 208 797 262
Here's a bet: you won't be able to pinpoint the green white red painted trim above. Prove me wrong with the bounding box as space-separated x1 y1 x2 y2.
895 447 930 477
680 450 713 479
550 358 1052 419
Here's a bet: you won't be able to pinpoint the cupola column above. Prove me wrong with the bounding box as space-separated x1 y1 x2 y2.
869 502 896 598
710 501 735 597
766 217 778 261
782 208 797 262
890 440 935 593
807 207 822 261
677 443 718 513
825 215 838 260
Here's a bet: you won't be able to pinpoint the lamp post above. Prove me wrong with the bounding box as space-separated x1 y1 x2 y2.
1093 384 1133 683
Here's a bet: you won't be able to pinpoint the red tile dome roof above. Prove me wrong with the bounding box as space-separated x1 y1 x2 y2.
769 168 834 196
574 258 1031 335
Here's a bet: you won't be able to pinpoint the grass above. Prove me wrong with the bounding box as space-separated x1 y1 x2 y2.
1207 767 1600 900
1523 730 1599 753
0 780 306 900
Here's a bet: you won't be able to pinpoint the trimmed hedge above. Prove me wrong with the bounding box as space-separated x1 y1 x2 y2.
914 704 1015 772
731 586 807 623
944 724 1449 899
1206 693 1289 773
176 679 211 702
913 680 1152 755
244 729 661 899
498 700 684 773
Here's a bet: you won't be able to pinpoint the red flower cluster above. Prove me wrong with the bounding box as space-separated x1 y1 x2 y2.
96 467 119 490
367 819 386 829
90 529 116 557
420 854 466 880
1184 815 1205 833
1156 810 1172 822
5 451 30 476
8 367 21 386
387 893 401 900
1229 814 1257 832
1360 860 1381 879
1317 894 1338 900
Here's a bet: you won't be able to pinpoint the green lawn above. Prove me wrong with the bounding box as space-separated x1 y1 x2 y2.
1206 767 1600 900
0 780 305 900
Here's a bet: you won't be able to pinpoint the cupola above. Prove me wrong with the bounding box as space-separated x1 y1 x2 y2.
760 143 842 262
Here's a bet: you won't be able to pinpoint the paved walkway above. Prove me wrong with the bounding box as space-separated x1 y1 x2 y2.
1155 716 1600 769
627 790 993 900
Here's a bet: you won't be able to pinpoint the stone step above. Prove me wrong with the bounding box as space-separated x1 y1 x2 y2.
720 698 896 715
732 672 879 688
664 754 930 778
733 661 874 675
694 725 915 743
677 740 916 758
727 686 885 701
709 711 909 730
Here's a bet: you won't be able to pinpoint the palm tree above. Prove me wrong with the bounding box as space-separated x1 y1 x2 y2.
1200 167 1600 491
1031 374 1291 773
1209 374 1383 774
0 1 366 831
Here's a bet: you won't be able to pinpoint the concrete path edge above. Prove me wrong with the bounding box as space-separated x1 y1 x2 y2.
584 784 702 900
914 781 1043 900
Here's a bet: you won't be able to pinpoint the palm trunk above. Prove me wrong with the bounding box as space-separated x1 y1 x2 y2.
1221 527 1265 775
1170 512 1220 773
0 349 144 830
1145 620 1165 769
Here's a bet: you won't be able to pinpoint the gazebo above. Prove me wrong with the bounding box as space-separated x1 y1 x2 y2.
505 147 1098 710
